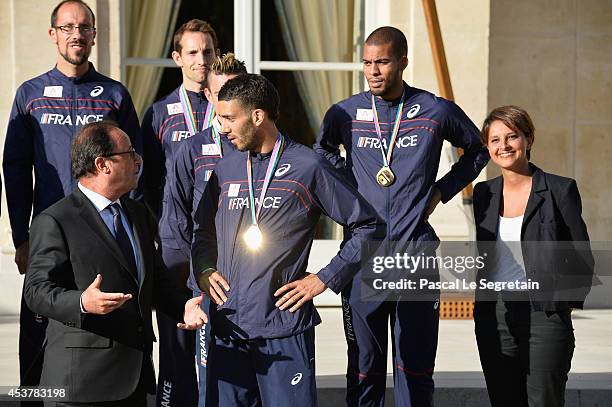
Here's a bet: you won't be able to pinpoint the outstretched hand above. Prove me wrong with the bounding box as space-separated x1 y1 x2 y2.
178 294 208 330
81 274 133 314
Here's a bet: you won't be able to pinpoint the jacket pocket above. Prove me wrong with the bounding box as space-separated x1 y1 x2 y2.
64 331 112 348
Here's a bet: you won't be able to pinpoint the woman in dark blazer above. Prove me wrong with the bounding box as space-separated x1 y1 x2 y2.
472 105 594 407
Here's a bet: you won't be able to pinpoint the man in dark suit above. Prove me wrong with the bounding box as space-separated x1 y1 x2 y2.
24 120 207 406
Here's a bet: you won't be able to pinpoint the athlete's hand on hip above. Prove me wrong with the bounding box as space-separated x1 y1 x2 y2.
274 274 327 312
178 294 208 330
81 274 133 314
197 268 230 305
424 187 442 222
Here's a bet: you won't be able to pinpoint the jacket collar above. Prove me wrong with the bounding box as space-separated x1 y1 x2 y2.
488 162 547 234
489 162 546 195
366 81 414 107
73 188 139 287
523 163 547 226
50 62 97 83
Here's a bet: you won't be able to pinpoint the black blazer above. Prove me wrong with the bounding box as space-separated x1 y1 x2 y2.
24 188 189 403
473 163 594 311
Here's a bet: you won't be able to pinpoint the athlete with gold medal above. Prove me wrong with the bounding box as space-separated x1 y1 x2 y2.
315 26 489 407
191 74 381 406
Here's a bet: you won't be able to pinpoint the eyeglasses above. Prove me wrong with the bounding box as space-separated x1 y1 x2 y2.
102 147 137 160
54 24 96 35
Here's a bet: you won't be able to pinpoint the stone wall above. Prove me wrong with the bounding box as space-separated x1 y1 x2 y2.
488 0 612 241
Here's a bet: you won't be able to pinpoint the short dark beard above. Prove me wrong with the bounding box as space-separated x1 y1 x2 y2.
59 44 90 67
236 121 261 152
237 138 259 152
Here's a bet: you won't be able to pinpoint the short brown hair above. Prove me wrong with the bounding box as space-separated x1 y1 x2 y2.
173 19 217 54
481 105 535 160
51 0 95 27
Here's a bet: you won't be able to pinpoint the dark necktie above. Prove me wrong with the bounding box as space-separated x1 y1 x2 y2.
108 203 138 277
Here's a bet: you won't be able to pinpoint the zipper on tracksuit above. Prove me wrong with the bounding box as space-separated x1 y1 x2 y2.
386 185 391 239
70 81 77 192
385 102 393 240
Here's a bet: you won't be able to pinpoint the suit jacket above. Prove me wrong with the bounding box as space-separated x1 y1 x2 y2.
24 188 189 403
473 163 594 311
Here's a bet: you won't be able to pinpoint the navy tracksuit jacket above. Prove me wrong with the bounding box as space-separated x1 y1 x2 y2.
192 135 381 340
193 135 381 406
316 83 489 245
141 85 210 248
3 64 140 248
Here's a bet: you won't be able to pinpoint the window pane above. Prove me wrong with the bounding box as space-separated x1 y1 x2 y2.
261 0 364 63
261 70 314 146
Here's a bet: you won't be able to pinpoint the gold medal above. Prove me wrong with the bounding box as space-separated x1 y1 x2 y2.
371 92 404 188
376 166 395 187
243 224 263 251
244 133 285 253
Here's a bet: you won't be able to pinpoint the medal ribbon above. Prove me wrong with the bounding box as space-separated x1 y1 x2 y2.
179 84 212 135
203 102 215 130
203 101 220 156
246 133 285 226
371 91 405 167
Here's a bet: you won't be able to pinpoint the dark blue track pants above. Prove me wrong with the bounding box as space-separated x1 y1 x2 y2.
342 293 440 407
206 328 317 407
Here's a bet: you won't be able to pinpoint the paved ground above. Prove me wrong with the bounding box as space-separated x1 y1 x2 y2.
1 249 610 405
1 308 611 387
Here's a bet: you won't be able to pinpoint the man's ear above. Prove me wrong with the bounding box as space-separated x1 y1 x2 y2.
94 156 110 174
49 27 58 45
400 55 408 71
172 50 182 67
252 109 265 127
203 87 213 103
